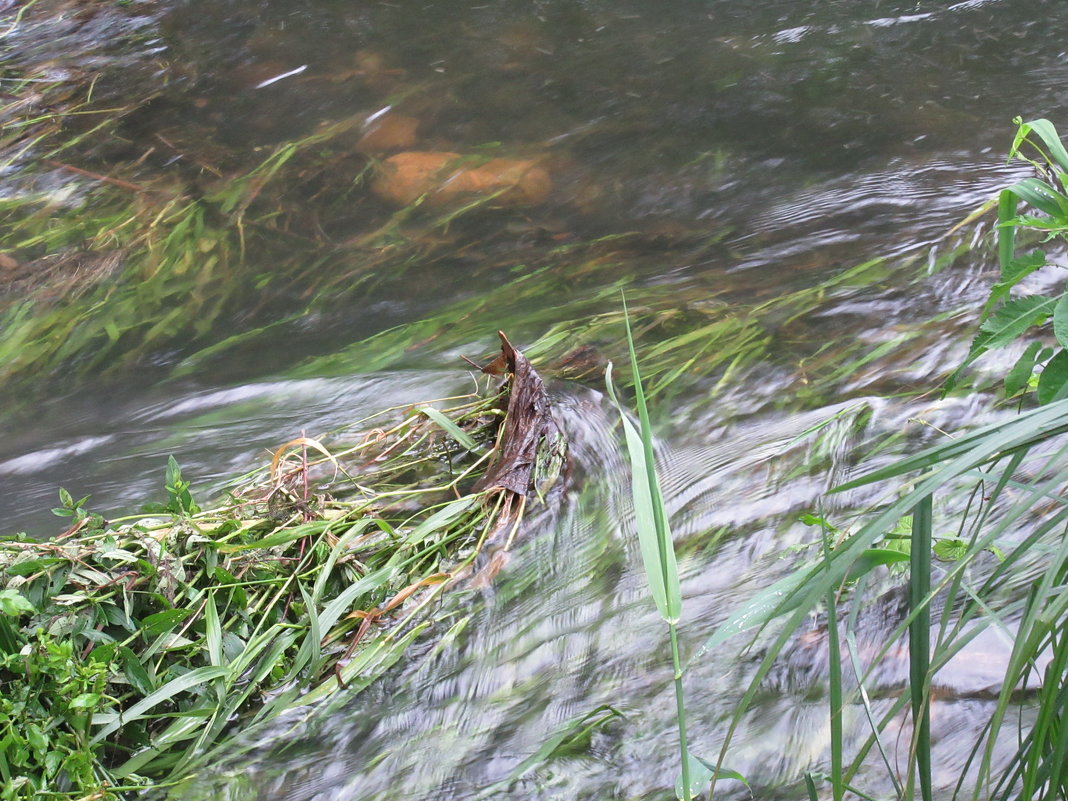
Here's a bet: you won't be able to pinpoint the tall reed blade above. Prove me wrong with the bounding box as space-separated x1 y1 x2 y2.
909 496 933 801
821 527 844 801
605 298 689 799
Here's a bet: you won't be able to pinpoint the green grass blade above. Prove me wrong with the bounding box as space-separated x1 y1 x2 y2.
604 363 681 623
688 569 812 661
480 705 624 796
821 528 844 801
834 398 1068 491
606 298 689 800
90 665 229 744
403 497 478 547
312 519 374 604
205 591 223 668
804 772 820 801
418 406 480 452
908 496 933 801
623 304 683 625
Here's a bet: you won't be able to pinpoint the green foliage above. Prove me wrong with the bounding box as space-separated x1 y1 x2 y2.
51 488 94 522
684 122 1068 799
948 118 1068 402
0 386 515 800
141 457 201 516
0 629 132 801
606 300 695 800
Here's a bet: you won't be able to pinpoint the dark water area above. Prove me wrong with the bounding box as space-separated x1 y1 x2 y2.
2 0 1067 797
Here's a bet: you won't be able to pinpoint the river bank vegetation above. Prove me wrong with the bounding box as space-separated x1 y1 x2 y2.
624 118 1068 801
1 336 569 800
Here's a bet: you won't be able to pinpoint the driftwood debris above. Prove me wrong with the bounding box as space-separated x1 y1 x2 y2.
477 331 564 498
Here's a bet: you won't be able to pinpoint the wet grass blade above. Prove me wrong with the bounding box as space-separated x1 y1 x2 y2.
605 363 681 621
908 496 933 801
90 666 230 744
478 705 624 797
605 298 690 800
418 406 480 452
821 527 844 801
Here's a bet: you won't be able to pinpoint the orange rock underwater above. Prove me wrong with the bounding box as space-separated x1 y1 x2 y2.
371 151 551 208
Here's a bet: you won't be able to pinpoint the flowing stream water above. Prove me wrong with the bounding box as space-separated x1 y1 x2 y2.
2 0 1067 798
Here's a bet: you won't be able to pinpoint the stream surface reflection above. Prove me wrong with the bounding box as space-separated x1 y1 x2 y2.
3 0 1066 798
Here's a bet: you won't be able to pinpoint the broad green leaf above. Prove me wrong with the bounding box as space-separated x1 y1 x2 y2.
119 646 155 696
978 295 1056 349
1001 250 1047 285
1036 349 1068 404
845 548 910 581
0 589 34 616
4 558 62 577
43 750 63 778
982 251 1046 319
1005 341 1043 398
1021 118 1068 173
1006 177 1068 218
69 693 103 709
933 538 968 562
1054 295 1068 347
946 293 1055 393
24 724 46 753
140 608 193 638
213 566 247 609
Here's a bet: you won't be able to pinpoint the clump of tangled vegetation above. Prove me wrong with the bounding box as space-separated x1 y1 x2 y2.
0 336 565 800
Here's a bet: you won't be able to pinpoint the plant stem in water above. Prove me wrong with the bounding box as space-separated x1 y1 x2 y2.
670 622 692 800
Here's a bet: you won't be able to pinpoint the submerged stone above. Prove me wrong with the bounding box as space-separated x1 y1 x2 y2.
355 112 420 153
371 150 551 207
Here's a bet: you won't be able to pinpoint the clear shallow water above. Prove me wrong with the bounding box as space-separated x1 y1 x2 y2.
3 0 1067 797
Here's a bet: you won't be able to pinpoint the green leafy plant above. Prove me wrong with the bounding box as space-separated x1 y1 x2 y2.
0 616 132 800
0 363 543 800
948 118 1068 402
141 456 201 516
606 298 693 800
689 116 1068 797
51 487 92 522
